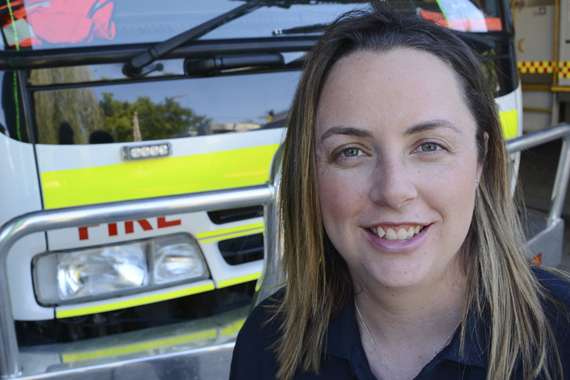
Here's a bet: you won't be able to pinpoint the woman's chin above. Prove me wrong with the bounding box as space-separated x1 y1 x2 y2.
361 264 430 290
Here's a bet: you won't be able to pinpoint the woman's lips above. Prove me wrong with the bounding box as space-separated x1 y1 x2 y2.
365 223 432 253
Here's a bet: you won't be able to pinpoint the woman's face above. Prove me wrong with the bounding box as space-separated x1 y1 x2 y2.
316 48 482 290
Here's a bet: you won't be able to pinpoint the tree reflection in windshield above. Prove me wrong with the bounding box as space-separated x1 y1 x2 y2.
100 93 210 142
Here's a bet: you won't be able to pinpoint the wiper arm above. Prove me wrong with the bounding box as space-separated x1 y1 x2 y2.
273 23 328 36
184 53 285 75
123 0 264 78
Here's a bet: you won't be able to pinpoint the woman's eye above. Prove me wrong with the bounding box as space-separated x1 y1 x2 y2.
329 146 367 164
339 147 364 158
415 142 444 153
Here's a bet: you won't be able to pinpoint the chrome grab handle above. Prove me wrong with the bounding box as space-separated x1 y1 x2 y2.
506 124 570 225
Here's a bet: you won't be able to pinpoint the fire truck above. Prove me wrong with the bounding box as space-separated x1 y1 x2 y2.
0 1 537 379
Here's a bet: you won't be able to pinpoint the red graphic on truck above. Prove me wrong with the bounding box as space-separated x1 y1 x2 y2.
78 216 183 241
0 0 116 48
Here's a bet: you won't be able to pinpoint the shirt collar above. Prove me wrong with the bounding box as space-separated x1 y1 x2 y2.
324 298 489 369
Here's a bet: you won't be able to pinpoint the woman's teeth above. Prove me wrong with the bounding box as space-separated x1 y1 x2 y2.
375 225 422 240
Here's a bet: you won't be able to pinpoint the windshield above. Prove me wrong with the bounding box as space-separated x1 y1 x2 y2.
0 0 505 51
29 69 298 144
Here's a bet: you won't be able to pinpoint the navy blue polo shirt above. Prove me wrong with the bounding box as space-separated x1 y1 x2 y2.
230 268 570 379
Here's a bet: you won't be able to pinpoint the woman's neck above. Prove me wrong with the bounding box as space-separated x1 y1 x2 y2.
354 262 467 345
353 262 468 380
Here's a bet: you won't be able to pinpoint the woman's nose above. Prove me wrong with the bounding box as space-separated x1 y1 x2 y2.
368 158 418 209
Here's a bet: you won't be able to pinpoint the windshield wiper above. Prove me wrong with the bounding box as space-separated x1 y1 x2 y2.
184 53 285 75
273 23 328 36
123 0 371 78
123 0 264 78
123 0 372 78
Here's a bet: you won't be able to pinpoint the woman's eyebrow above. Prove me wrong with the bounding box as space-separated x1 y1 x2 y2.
319 121 461 142
319 126 372 142
405 120 463 136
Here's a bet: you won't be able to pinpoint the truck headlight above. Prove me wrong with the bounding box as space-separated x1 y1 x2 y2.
152 236 206 284
57 244 148 300
34 234 208 305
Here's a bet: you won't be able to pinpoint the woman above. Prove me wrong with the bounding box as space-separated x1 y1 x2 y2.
230 4 570 380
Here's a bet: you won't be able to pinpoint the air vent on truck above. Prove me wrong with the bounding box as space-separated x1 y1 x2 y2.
208 206 263 224
218 233 263 265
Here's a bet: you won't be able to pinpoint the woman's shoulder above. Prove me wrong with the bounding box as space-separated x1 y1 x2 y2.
532 267 570 356
229 289 285 380
237 289 285 344
531 267 570 379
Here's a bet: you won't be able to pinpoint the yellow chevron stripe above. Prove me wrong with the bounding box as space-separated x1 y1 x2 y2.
518 60 570 78
41 144 279 209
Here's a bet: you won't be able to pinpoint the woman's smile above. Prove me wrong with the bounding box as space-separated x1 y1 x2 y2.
367 222 429 240
363 222 432 253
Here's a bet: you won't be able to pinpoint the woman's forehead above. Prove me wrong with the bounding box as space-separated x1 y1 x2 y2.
315 48 476 138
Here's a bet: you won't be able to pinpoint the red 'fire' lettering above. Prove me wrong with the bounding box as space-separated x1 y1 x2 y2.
78 226 89 240
124 219 153 234
77 216 182 240
157 216 182 228
108 223 118 236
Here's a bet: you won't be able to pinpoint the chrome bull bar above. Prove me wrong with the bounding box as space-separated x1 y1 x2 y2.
1 125 570 379
0 185 275 379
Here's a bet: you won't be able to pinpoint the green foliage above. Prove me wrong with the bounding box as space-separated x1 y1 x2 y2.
99 93 210 142
32 65 210 144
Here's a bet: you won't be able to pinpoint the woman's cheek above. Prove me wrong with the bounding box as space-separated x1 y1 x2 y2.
318 167 371 213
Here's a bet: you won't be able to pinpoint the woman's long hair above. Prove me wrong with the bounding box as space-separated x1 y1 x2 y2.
276 4 562 380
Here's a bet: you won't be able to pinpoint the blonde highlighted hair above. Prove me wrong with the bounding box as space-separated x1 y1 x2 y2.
276 4 563 380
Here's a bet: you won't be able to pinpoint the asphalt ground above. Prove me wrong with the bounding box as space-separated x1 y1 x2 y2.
517 140 570 271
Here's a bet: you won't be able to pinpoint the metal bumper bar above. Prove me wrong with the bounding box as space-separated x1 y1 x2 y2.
0 185 274 378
